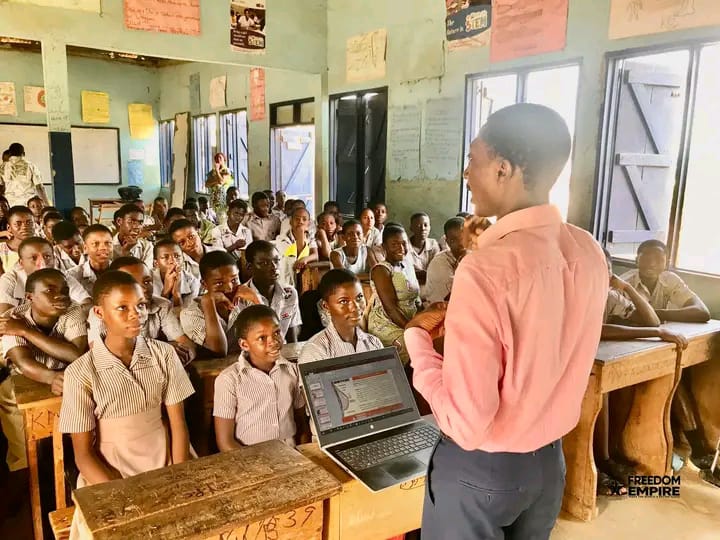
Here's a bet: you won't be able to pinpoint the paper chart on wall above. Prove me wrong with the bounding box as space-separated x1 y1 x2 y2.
0 83 17 116
81 90 110 123
346 29 387 82
128 103 155 140
446 0 492 51
422 98 463 181
209 76 227 109
230 0 267 53
23 86 46 113
389 106 421 181
608 0 720 39
124 0 200 35
249 68 266 122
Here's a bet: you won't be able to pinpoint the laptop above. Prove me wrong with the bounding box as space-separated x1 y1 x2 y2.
299 347 440 492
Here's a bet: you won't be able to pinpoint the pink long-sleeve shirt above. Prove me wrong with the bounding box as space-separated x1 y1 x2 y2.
405 205 607 452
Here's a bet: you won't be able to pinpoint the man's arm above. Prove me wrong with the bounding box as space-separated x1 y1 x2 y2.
657 295 711 323
6 347 63 391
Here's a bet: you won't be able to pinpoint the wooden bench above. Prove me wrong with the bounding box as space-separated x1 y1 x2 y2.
302 261 332 293
49 506 74 540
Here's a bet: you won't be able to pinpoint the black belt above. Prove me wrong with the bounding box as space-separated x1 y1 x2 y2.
441 433 559 454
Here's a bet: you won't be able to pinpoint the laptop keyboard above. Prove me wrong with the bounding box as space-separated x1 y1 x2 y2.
336 425 440 471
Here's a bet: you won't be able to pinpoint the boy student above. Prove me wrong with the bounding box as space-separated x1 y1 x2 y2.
68 224 114 296
0 269 88 472
198 196 217 225
316 211 341 260
150 196 168 227
245 191 281 241
181 251 260 357
274 190 287 218
0 237 90 313
26 195 44 236
213 304 309 450
112 203 153 267
42 211 63 242
69 207 90 235
210 199 252 258
153 239 201 309
621 239 711 323
373 202 388 234
52 220 84 271
0 205 34 274
183 201 215 245
59 270 195 490
226 186 239 206
243 241 302 343
408 212 440 284
423 217 467 304
87 256 196 364
162 207 186 236
275 206 318 288
169 218 223 280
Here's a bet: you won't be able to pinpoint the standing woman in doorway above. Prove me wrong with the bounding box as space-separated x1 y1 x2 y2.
206 153 233 226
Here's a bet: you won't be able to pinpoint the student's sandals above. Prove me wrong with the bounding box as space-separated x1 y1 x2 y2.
597 471 626 496
597 459 636 496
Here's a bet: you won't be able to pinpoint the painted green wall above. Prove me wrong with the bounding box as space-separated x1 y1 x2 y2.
0 49 161 203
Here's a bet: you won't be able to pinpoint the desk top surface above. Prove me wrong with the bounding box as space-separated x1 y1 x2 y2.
595 319 720 363
12 374 59 409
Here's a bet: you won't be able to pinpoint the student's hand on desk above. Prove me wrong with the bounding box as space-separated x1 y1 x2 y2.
50 372 64 396
406 302 448 337
610 274 630 292
658 328 688 349
0 316 30 337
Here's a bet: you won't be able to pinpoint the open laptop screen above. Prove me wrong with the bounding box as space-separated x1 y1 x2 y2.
300 348 420 445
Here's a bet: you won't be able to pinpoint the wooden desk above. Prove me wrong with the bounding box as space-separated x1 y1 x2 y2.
302 262 332 293
12 375 64 540
72 440 341 539
299 444 425 540
88 199 123 225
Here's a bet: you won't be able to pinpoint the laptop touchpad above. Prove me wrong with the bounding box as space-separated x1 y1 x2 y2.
384 456 423 479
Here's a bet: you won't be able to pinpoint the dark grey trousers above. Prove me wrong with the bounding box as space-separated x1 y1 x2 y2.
421 437 565 540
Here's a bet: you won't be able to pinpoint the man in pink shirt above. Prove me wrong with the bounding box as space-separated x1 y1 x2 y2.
405 104 607 539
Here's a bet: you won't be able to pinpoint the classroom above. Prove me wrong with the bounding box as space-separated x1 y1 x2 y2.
0 0 719 539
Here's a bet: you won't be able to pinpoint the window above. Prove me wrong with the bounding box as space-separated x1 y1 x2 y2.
192 113 217 193
462 63 581 218
158 119 175 188
596 42 720 275
270 126 315 215
219 110 249 198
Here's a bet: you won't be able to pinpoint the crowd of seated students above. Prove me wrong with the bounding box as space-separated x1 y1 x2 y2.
0 188 716 526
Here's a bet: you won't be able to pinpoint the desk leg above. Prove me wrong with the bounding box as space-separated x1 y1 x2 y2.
562 373 602 521
621 372 676 475
53 414 66 509
24 415 43 540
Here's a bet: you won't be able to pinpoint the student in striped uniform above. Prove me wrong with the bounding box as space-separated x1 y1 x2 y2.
0 269 88 472
26 196 44 236
0 205 34 274
169 219 224 281
214 304 309 451
52 221 85 271
59 271 195 496
41 211 63 243
209 199 253 259
152 239 201 309
112 204 154 267
68 224 113 297
88 257 197 366
180 251 260 357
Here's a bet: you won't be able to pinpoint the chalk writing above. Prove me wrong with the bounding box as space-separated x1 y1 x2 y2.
422 98 462 181
124 0 201 36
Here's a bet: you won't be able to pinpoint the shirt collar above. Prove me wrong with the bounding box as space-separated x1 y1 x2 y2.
246 279 291 303
326 321 373 349
237 351 291 373
82 259 97 279
476 205 562 249
93 336 154 371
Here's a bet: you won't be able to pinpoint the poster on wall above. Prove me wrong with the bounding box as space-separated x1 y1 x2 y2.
490 0 568 63
81 90 110 123
209 76 227 109
445 0 492 51
346 29 387 82
249 68 266 121
23 86 46 113
0 83 17 116
609 0 720 39
124 0 201 36
230 1 267 53
128 104 155 139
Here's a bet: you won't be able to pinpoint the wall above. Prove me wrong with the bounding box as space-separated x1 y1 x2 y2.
0 49 161 203
326 0 720 315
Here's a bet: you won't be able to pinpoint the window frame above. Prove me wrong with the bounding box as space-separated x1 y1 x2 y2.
158 118 175 189
219 108 250 198
460 59 583 213
192 112 218 194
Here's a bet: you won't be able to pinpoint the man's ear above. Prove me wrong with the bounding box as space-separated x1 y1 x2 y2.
498 158 514 183
238 337 250 352
320 299 329 312
93 305 104 322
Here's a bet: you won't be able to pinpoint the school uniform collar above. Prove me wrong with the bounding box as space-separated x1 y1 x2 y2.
246 278 293 303
626 270 671 297
81 259 99 279
147 295 171 315
93 336 154 371
326 320 375 351
11 302 59 332
237 350 291 374
476 204 562 249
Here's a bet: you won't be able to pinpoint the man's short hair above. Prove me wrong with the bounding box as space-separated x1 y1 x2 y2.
92 270 141 306
70 206 89 217
235 304 279 339
7 205 33 220
8 143 24 157
81 223 112 241
168 218 195 236
245 240 275 264
26 268 64 294
251 191 268 206
443 217 465 236
18 236 52 256
42 211 63 225
382 224 406 244
198 250 237 280
323 201 339 211
410 212 429 223
183 202 200 211
198 196 208 204
110 256 145 271
318 269 359 300
154 196 167 203
165 207 185 221
341 219 361 233
116 203 144 220
227 186 238 196
229 199 249 212
153 238 180 258
479 103 571 190
637 239 668 256
52 221 80 243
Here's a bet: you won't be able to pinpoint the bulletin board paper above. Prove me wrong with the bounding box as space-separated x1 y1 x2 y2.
422 98 463 181
346 29 387 82
609 0 720 39
0 83 17 116
209 76 227 109
124 0 200 35
490 0 568 63
249 68 266 122
23 86 46 113
128 103 155 140
389 106 421 180
81 90 110 123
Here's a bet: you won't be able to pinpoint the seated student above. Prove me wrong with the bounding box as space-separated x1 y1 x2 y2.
263 190 276 215
149 196 168 229
69 206 90 235
59 271 195 492
226 185 239 206
368 224 421 363
423 217 466 304
620 240 711 323
169 218 223 281
275 206 318 288
595 250 688 495
0 237 90 313
0 195 10 237
438 212 472 251
273 190 287 219
242 241 302 343
41 211 63 243
181 251 260 357
372 201 388 234
0 269 88 472
198 196 217 225
315 212 341 260
161 207 186 237
323 200 341 217
112 203 153 267
0 205 34 274
26 196 44 236
52 220 85 271
68 224 113 296
214 304 309 451
245 191 281 242
183 201 215 246
152 239 201 309
359 207 382 248
330 219 369 278
210 199 252 258
408 212 440 284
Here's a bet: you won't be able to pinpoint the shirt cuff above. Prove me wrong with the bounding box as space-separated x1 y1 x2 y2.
405 327 443 372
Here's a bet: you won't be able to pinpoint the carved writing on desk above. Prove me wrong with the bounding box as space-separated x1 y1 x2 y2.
602 358 676 391
26 404 61 441
399 477 426 490
208 503 321 540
